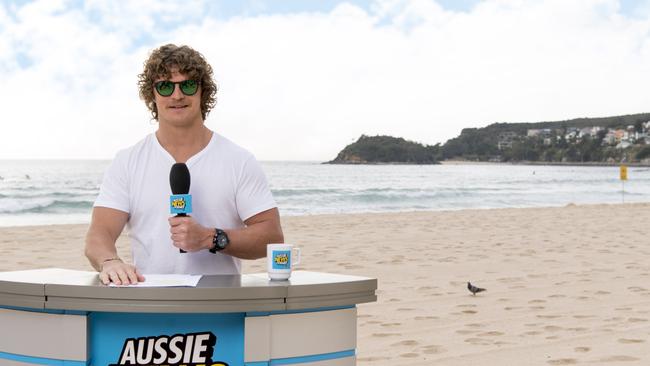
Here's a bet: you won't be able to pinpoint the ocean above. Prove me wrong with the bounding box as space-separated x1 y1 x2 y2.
0 160 649 227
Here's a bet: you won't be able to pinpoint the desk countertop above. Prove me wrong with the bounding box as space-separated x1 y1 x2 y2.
0 268 377 313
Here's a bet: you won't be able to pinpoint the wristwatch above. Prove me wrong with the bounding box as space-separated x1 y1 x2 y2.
209 228 229 253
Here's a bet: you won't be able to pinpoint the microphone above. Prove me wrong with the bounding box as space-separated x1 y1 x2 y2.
169 163 193 253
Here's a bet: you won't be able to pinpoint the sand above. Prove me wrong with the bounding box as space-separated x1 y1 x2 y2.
1 203 650 365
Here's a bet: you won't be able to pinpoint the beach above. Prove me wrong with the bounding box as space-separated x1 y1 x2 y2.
1 203 650 365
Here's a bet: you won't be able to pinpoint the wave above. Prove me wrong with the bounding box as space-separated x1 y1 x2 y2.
0 198 94 214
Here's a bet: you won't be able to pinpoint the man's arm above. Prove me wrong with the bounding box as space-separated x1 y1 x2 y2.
85 207 144 285
169 207 284 259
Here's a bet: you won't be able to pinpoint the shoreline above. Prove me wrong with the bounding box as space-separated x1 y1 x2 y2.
440 159 650 167
2 201 649 229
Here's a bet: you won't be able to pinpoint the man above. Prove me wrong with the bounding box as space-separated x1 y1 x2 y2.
85 44 283 285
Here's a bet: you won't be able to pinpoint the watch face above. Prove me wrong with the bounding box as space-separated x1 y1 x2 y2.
218 235 228 248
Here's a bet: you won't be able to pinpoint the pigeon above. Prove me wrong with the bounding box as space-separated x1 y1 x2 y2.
467 282 486 296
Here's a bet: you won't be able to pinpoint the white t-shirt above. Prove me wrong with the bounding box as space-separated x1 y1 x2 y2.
94 132 277 275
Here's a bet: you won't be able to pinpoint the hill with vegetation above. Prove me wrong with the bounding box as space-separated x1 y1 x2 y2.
326 135 440 164
327 113 650 164
441 113 650 163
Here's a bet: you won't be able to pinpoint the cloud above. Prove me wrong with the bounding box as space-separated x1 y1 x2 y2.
2 0 650 161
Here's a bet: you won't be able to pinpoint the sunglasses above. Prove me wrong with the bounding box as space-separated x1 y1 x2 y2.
154 80 200 97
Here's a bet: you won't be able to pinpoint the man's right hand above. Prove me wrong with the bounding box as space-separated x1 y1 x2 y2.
99 259 145 286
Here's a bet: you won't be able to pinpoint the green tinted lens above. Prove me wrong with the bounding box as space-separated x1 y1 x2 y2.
155 81 174 96
180 80 198 96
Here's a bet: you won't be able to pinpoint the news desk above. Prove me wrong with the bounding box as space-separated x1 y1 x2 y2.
0 268 377 366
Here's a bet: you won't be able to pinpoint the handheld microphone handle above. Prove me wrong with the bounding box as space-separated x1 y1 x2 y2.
176 213 187 253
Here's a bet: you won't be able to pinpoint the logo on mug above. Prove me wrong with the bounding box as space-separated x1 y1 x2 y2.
272 251 291 269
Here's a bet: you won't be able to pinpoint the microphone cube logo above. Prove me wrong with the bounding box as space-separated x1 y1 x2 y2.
170 194 192 214
172 198 186 210
272 251 290 269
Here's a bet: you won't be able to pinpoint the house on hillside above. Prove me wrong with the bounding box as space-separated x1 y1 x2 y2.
579 126 602 138
603 130 617 145
617 141 632 149
497 132 518 150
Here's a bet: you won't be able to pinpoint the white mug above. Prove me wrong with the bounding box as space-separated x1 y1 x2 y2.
267 244 301 280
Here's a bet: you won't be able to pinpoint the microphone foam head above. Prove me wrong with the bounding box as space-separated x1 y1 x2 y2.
169 163 191 194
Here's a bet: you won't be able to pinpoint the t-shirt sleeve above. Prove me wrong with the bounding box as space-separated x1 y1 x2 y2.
94 150 130 213
235 155 277 221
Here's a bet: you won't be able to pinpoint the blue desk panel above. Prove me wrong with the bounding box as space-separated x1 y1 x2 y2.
90 312 244 366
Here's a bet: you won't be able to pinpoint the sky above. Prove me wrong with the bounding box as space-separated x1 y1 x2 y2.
2 0 650 161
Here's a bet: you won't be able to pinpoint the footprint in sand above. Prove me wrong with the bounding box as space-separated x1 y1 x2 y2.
521 330 542 336
547 358 578 365
380 322 402 327
371 333 400 337
399 353 419 358
414 316 438 320
456 329 479 335
357 356 390 362
628 286 648 293
344 265 364 269
604 317 624 322
544 325 563 332
618 338 645 344
478 331 504 337
417 286 435 292
391 340 419 346
567 327 588 332
574 346 590 353
421 345 446 354
597 355 640 362
627 317 648 323
497 277 523 283
464 338 492 346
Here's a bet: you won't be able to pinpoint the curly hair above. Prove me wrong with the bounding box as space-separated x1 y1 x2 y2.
138 44 217 121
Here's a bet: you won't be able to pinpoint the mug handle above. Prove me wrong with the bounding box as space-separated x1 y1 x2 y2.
293 247 301 267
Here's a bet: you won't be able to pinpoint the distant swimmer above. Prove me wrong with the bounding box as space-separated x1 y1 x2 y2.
467 282 486 296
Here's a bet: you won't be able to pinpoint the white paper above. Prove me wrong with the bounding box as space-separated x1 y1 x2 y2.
109 274 202 287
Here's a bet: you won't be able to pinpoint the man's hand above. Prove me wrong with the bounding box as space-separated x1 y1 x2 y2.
100 259 145 286
169 216 213 252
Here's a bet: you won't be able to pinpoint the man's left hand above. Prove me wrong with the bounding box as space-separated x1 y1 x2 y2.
168 216 213 252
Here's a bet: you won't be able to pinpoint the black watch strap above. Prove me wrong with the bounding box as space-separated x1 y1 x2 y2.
209 228 229 253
